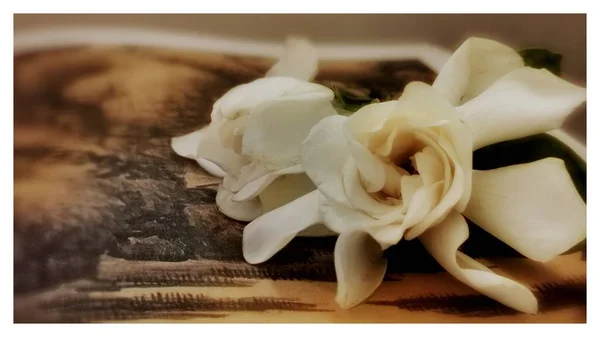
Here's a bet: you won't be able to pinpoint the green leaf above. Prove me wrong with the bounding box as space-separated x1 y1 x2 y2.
331 85 379 115
519 48 563 76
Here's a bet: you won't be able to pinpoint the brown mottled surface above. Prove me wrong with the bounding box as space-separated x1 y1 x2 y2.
13 45 585 323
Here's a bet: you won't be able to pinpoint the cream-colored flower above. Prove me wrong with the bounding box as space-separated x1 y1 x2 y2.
242 37 586 313
171 38 337 221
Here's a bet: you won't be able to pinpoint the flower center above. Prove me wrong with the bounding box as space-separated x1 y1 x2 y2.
366 135 431 205
397 157 419 175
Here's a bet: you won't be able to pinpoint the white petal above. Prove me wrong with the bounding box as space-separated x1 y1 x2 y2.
463 158 586 263
318 179 353 209
395 81 462 124
319 193 377 234
217 77 301 119
233 165 304 201
243 190 322 264
172 127 238 176
440 119 473 211
258 173 316 213
200 124 244 171
223 162 271 192
238 162 272 184
405 130 468 240
242 95 337 170
413 146 444 186
344 101 398 139
402 181 443 230
368 223 409 249
342 158 398 216
371 127 399 158
344 131 386 193
265 37 319 81
419 211 539 314
460 67 586 150
171 128 204 159
300 115 351 188
217 114 248 154
349 83 458 142
413 130 451 193
319 191 406 244
400 174 424 205
433 37 524 106
334 231 387 309
196 158 226 178
216 186 263 222
381 163 409 199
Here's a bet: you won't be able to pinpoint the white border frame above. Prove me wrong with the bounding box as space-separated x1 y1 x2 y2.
9 23 589 331
14 26 453 72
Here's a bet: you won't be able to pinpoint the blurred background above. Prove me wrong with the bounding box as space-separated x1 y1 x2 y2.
14 14 587 141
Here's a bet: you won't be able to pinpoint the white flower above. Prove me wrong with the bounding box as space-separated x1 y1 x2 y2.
171 38 338 222
242 37 586 313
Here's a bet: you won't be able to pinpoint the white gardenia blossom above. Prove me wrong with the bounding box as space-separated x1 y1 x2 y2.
242 37 587 313
171 37 338 222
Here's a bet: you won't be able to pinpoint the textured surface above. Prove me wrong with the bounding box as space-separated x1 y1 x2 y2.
13 45 585 323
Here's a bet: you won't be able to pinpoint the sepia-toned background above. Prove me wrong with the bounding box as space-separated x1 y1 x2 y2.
13 14 586 323
14 14 586 142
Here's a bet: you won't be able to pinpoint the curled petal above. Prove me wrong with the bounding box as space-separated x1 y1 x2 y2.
369 222 409 249
318 180 353 209
402 181 443 230
413 146 444 186
413 130 451 192
463 158 586 263
345 101 398 140
233 165 304 201
460 67 587 150
320 190 406 247
419 211 539 314
342 158 398 216
404 129 467 239
224 162 271 193
243 190 322 264
440 119 473 211
334 231 387 309
301 115 351 189
344 132 386 193
242 95 337 170
266 37 319 81
171 127 234 177
400 174 424 205
217 114 248 154
195 158 226 178
258 173 316 213
171 128 204 159
218 77 331 120
433 37 525 105
371 127 400 158
381 163 408 199
395 81 462 124
217 77 297 119
319 194 378 234
406 133 468 239
216 186 262 222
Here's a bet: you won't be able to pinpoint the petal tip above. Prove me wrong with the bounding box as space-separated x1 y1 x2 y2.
242 226 270 265
334 294 359 310
518 296 540 315
171 133 198 159
196 158 226 177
